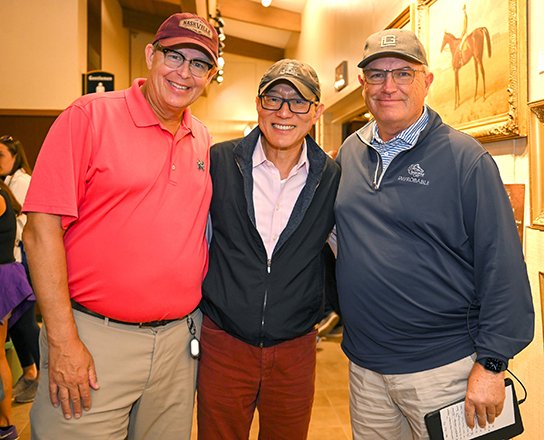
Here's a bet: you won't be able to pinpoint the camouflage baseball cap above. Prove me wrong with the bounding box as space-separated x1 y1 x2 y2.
258 59 321 101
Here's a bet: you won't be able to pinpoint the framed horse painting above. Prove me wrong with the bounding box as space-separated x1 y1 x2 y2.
416 0 527 142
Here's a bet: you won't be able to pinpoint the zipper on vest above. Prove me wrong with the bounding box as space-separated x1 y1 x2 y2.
259 259 272 347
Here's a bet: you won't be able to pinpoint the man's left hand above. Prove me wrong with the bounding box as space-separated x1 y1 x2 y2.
464 362 505 429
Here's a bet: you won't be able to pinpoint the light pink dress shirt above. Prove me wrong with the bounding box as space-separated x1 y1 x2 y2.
253 137 309 259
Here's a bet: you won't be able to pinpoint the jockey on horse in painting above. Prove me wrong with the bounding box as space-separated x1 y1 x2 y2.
441 4 492 108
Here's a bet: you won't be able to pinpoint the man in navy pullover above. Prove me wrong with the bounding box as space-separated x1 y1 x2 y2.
335 29 534 440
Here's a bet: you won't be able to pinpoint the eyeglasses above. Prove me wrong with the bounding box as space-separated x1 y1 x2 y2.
0 135 14 143
362 67 425 85
258 95 317 114
156 45 214 78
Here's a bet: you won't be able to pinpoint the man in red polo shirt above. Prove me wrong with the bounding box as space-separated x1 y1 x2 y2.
22 12 217 440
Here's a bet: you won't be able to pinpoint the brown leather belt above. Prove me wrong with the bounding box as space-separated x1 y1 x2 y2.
71 300 181 328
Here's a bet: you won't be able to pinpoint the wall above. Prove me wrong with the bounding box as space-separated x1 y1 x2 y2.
101 0 130 90
0 0 86 110
289 0 411 108
0 0 129 107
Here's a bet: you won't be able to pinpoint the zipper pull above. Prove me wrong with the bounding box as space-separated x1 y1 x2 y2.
267 259 271 273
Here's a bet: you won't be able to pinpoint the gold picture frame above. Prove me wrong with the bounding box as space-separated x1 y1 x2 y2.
416 0 526 142
529 100 544 229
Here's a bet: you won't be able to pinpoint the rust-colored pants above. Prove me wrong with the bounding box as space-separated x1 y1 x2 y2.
197 316 316 440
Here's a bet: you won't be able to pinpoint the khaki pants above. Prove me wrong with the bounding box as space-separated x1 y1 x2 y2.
349 355 475 440
31 308 202 440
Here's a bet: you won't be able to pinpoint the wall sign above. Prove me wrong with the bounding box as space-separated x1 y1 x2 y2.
82 71 114 94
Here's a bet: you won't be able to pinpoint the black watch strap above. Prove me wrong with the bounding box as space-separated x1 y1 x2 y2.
478 357 507 373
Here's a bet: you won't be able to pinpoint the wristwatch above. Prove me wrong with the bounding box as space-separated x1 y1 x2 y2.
478 357 507 373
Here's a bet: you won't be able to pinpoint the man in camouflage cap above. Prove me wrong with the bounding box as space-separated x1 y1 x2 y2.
197 59 340 439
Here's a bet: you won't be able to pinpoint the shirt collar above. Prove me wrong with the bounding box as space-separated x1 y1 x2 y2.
253 136 309 174
126 78 194 137
372 105 429 147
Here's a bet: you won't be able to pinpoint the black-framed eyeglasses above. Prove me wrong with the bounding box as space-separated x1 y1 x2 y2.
0 135 14 143
155 45 214 78
362 67 425 85
258 95 317 114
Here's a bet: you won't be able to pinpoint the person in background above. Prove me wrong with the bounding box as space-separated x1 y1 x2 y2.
197 59 340 440
0 135 40 404
22 12 218 440
334 29 534 439
0 180 35 440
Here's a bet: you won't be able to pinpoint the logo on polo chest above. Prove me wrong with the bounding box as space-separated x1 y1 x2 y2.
397 163 429 186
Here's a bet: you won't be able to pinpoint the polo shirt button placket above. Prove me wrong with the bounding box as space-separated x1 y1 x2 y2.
169 162 178 184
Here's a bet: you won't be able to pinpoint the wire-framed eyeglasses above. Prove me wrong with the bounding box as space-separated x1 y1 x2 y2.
362 67 426 85
258 95 317 114
155 45 214 78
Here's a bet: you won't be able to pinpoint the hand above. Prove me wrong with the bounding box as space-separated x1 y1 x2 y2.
464 362 505 429
48 336 100 419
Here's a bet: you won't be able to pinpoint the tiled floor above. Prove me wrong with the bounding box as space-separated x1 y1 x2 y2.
12 333 352 440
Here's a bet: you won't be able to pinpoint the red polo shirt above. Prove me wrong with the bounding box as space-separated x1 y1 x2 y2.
24 79 212 321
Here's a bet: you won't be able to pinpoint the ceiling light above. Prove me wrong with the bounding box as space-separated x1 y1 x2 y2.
261 0 272 7
334 79 346 91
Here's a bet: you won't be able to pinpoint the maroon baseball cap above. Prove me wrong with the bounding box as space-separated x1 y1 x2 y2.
153 13 219 64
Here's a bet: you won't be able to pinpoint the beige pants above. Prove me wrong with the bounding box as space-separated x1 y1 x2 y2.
30 308 202 440
349 355 475 440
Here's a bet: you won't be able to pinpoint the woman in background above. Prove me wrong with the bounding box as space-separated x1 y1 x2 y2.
0 179 35 439
0 135 40 403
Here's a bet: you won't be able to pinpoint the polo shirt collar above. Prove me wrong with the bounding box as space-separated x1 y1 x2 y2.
126 78 194 136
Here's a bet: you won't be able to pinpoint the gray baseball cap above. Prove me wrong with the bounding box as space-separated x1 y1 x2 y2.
358 29 428 68
258 59 321 101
